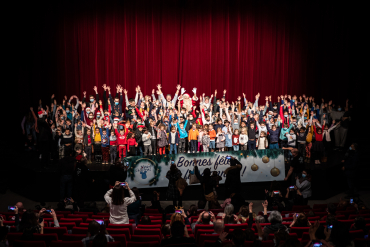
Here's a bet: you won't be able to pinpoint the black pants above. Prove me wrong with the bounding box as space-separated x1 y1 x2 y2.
151 139 157 155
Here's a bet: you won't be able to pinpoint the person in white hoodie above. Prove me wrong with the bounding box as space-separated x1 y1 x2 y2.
239 128 248 150
104 181 136 224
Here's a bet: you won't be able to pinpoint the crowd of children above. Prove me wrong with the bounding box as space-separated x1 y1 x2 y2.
22 84 351 165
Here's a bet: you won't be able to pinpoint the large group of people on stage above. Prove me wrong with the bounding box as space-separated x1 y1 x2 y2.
22 84 353 167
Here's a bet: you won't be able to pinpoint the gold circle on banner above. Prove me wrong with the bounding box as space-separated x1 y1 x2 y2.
262 156 270 163
251 164 259 171
270 167 280 177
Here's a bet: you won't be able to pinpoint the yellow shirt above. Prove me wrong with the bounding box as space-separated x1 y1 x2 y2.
93 124 101 142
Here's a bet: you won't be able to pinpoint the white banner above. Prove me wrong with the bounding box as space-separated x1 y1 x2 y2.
125 149 285 188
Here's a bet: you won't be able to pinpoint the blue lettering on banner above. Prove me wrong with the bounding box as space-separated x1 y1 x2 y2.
177 157 185 167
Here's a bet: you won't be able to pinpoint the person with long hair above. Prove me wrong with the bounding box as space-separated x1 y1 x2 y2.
104 181 136 224
166 164 183 207
14 207 45 240
82 220 114 247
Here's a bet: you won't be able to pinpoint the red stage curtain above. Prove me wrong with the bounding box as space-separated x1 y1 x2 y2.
21 1 350 104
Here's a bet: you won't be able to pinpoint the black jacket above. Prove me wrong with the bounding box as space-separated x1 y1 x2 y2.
225 158 243 195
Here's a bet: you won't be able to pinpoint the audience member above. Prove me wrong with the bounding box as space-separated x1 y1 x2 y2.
139 216 151 225
160 221 195 247
127 187 141 225
104 181 136 224
191 211 214 232
81 221 114 247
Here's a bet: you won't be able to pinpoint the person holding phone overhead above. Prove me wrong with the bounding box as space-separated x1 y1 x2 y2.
224 156 243 198
104 181 136 224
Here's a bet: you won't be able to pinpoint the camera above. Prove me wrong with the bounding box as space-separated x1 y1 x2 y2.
8 206 15 211
175 210 182 214
328 225 333 229
289 186 294 189
45 210 52 213
312 241 322 247
226 156 231 159
120 182 126 186
273 191 279 195
350 198 353 204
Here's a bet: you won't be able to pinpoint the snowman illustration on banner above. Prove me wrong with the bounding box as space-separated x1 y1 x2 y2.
140 166 148 179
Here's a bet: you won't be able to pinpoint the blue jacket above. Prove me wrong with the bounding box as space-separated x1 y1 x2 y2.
279 124 293 141
267 125 281 143
176 120 188 139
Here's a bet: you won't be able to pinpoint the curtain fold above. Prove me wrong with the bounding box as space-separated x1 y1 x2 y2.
50 0 348 103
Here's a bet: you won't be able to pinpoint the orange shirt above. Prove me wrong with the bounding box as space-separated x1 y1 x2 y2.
188 129 199 141
209 129 216 141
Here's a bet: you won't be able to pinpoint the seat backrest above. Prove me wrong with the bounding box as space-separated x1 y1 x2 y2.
260 240 274 247
91 215 107 219
55 211 72 218
301 232 310 240
14 241 46 247
144 209 160 214
52 222 76 230
107 224 134 235
75 212 94 217
44 227 68 240
72 227 88 234
59 218 83 227
67 215 88 222
133 228 161 236
110 234 127 247
86 219 109 225
349 230 364 240
126 241 159 247
130 235 161 242
338 220 355 229
307 216 320 221
195 230 214 242
312 204 327 209
137 224 161 229
349 214 370 219
194 224 213 236
33 233 58 246
62 234 86 241
50 241 83 247
6 232 23 246
289 227 310 238
198 234 219 247
146 216 162 220
106 228 131 240
224 224 248 232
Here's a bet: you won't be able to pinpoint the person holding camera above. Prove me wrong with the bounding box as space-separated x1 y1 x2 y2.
224 156 242 198
104 181 136 224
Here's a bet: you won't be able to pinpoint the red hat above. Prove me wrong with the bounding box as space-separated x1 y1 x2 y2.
38 111 43 115
86 107 90 110
76 155 82 161
114 117 119 121
96 111 101 115
137 124 145 129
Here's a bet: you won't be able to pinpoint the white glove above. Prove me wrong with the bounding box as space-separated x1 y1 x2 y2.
181 88 186 95
192 88 197 94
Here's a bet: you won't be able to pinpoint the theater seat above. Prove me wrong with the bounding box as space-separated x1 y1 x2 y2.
224 224 248 232
51 223 76 230
349 230 364 239
14 241 46 247
126 241 159 247
43 227 68 240
50 241 83 247
289 227 310 238
198 234 219 247
33 233 58 246
72 227 88 234
7 232 23 246
107 224 134 235
110 235 127 247
130 235 161 242
62 234 86 241
133 228 161 236
106 228 130 240
59 218 83 227
195 230 214 243
260 240 274 247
